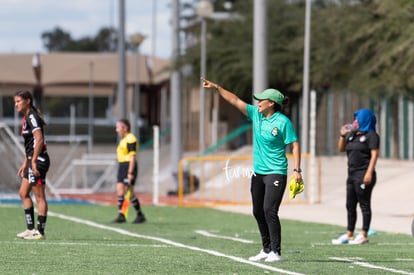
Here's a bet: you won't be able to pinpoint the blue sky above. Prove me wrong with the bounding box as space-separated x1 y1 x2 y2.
0 0 172 59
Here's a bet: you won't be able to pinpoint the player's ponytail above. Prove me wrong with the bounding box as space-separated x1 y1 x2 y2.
274 95 289 113
15 90 47 127
33 105 47 127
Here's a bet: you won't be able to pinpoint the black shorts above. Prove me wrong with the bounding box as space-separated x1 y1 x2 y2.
117 162 138 185
24 155 50 185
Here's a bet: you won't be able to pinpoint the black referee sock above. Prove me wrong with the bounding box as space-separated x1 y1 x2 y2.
117 196 124 213
131 197 142 215
24 207 35 230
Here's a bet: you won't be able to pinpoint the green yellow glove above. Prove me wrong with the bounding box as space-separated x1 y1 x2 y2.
289 177 305 199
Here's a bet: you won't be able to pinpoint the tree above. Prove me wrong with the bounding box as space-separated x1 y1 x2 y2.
179 0 414 157
311 0 414 96
182 0 414 98
41 27 73 52
41 26 118 52
94 27 118 52
310 0 414 157
182 0 306 101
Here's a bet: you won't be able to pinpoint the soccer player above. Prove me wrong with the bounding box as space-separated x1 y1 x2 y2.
201 77 302 262
15 90 50 240
112 119 146 224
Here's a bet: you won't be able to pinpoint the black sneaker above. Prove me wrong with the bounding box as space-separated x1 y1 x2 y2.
132 214 146 224
112 214 126 223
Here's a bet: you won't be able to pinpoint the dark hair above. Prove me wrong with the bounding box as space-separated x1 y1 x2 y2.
118 118 131 131
274 96 289 113
15 90 47 127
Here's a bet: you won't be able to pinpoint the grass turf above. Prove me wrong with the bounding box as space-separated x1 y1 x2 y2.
1 203 413 274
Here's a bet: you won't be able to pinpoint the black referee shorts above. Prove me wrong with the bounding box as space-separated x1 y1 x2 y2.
117 162 138 185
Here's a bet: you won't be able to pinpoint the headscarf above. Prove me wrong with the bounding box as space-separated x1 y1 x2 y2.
354 108 376 132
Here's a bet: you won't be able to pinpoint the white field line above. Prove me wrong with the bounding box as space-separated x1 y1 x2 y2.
195 230 254 244
48 211 304 275
378 243 414 246
3 241 169 248
330 257 414 275
0 204 20 208
395 259 414 262
312 242 414 247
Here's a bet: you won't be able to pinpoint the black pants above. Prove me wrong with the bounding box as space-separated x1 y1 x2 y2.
346 171 376 232
250 173 287 255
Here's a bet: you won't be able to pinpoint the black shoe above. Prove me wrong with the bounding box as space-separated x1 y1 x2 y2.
112 214 126 223
133 214 146 224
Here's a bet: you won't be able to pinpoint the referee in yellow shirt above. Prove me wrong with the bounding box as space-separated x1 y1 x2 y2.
112 119 146 224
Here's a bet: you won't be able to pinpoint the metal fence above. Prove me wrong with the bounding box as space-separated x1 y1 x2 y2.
176 154 321 207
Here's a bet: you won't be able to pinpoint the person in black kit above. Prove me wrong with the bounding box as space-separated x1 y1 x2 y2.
332 108 380 245
14 90 50 240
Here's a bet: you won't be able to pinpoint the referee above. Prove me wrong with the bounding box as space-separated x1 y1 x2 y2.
112 119 146 224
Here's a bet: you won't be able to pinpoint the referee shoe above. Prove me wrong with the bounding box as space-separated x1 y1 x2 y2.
112 214 126 223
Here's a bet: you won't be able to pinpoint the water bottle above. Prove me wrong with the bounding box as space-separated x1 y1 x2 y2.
342 123 354 131
340 123 354 135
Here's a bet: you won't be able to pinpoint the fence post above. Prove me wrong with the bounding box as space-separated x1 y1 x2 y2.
409 101 414 160
309 90 318 204
152 125 159 205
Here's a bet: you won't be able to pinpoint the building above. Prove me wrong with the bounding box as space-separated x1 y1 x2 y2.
0 53 170 143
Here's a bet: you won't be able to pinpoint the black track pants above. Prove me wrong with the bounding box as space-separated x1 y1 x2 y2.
250 173 287 255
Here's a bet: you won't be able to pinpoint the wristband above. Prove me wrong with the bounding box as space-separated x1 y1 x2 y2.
293 168 302 173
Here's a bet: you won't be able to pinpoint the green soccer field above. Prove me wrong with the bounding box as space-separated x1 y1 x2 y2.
1 203 413 275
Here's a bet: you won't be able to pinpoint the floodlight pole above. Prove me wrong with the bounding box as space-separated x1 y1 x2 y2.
301 0 311 154
88 61 94 153
117 0 127 119
253 0 267 97
170 0 182 178
199 17 207 154
196 0 213 155
32 53 43 109
134 46 141 139
130 33 146 139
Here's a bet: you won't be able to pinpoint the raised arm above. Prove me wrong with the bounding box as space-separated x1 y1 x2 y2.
201 77 247 116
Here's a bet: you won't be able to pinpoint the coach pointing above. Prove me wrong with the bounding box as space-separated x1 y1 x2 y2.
201 77 302 262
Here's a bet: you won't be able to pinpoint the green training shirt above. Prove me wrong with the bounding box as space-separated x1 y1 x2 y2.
246 104 298 175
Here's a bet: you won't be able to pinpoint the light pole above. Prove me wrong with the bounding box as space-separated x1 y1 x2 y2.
32 53 43 109
88 61 94 153
130 32 146 140
301 0 311 154
196 0 213 155
253 0 267 97
117 0 127 119
170 0 182 185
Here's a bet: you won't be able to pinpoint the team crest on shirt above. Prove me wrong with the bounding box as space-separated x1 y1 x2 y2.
271 127 279 136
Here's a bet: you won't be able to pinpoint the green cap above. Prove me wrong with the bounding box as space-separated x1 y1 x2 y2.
253 88 284 105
